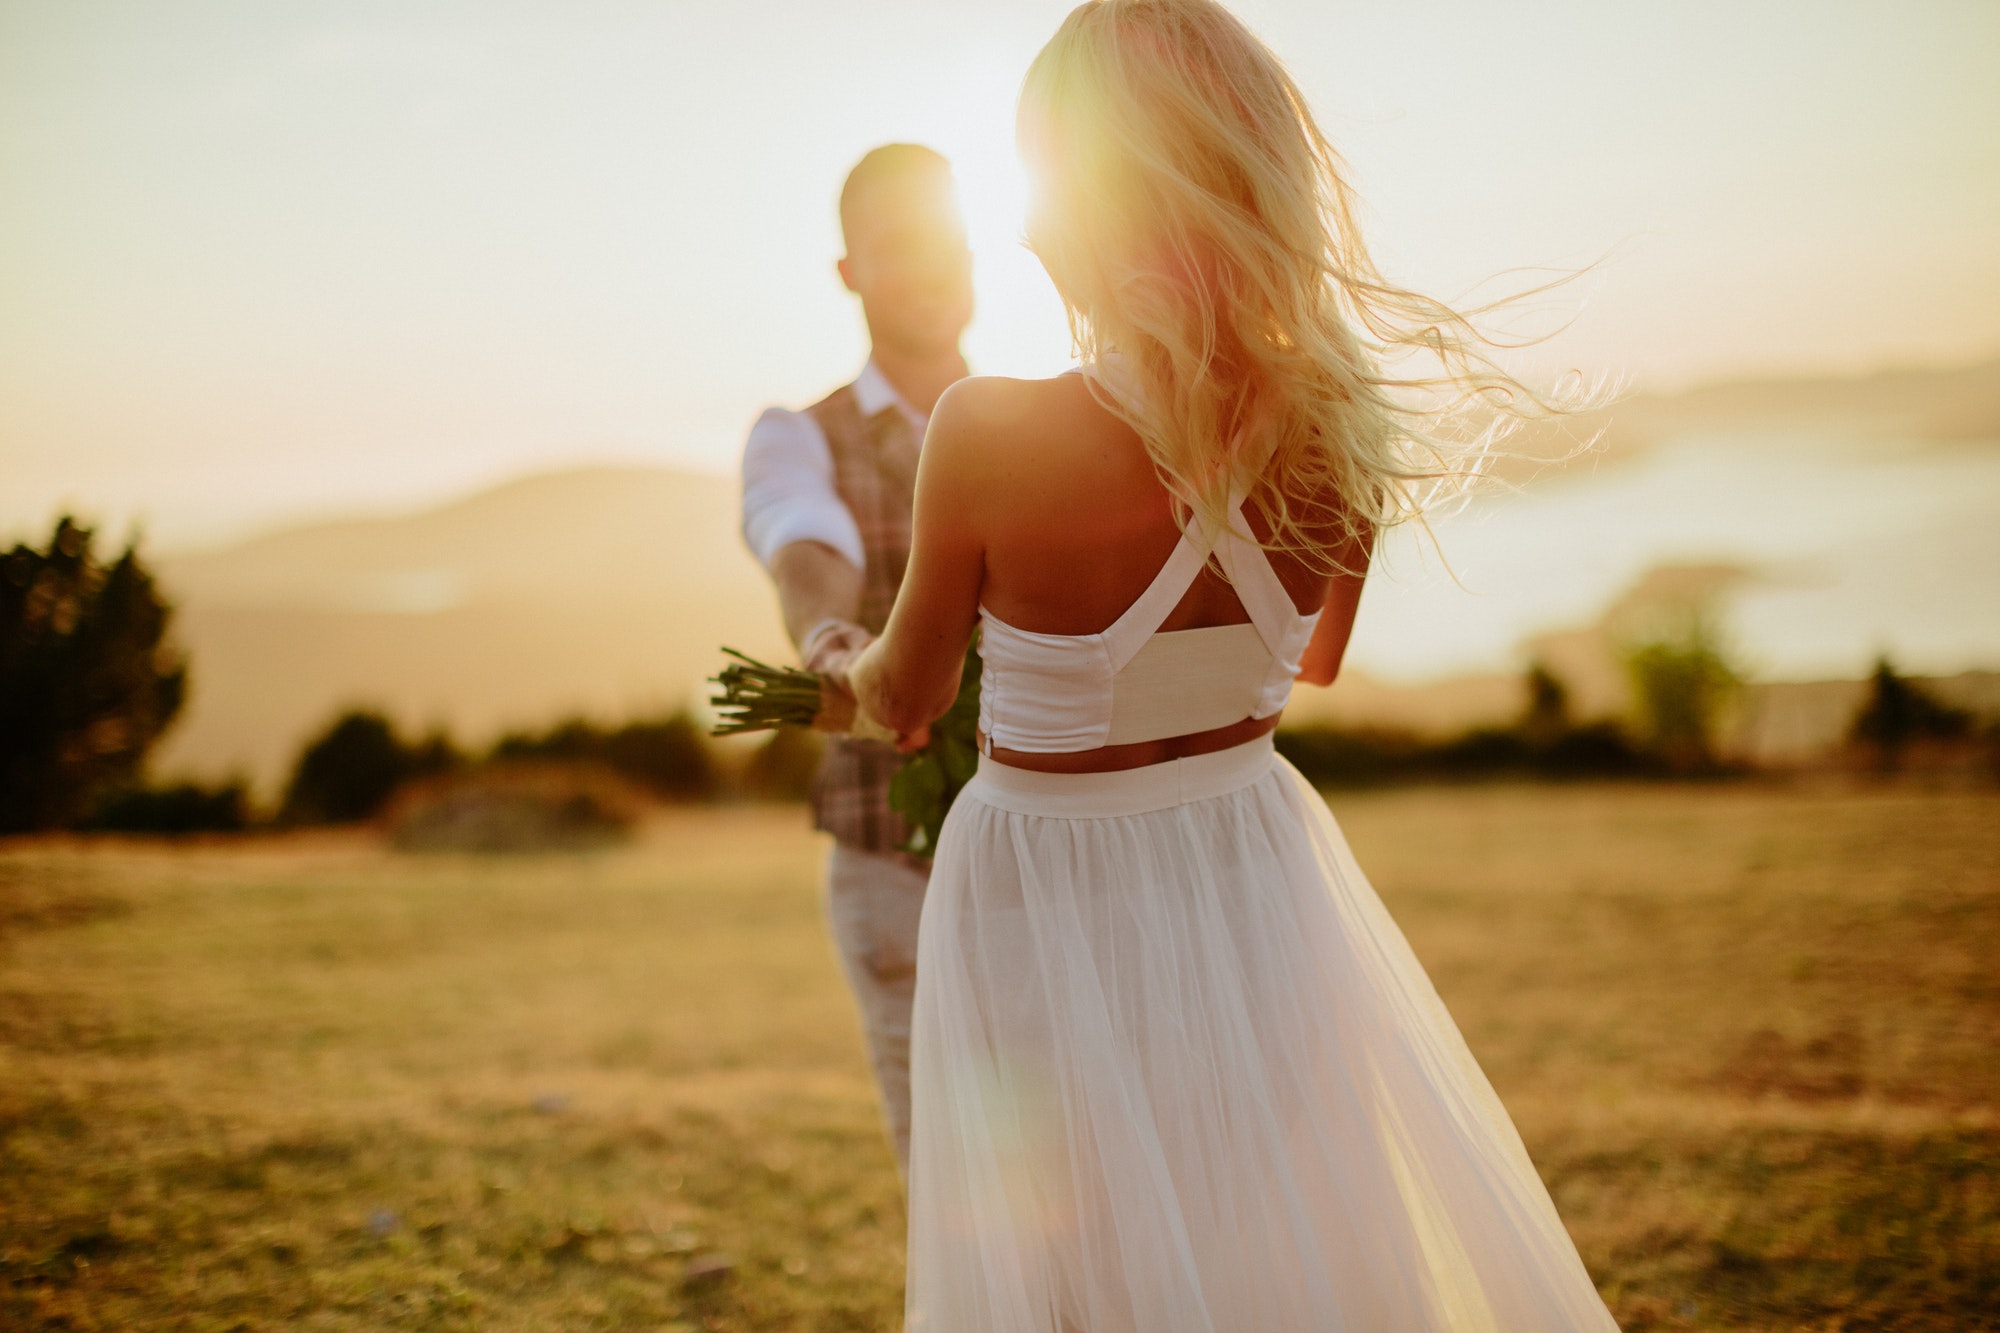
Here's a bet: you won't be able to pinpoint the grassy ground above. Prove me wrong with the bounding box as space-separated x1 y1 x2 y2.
1 783 1995 1331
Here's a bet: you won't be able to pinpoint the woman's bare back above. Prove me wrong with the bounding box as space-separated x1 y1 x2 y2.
957 372 1348 773
973 374 1331 630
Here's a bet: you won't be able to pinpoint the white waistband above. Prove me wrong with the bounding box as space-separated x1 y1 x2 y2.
962 733 1277 819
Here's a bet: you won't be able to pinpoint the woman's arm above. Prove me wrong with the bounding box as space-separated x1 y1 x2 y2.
848 382 990 743
1295 526 1372 688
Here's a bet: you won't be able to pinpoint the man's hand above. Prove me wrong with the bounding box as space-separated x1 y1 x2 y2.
814 678 858 734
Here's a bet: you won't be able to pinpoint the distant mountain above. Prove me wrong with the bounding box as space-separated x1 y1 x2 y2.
146 357 2000 793
163 466 762 613
153 467 789 793
1630 356 1999 440
1503 355 2000 475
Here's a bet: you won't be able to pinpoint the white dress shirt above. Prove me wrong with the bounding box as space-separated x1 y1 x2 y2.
739 360 928 572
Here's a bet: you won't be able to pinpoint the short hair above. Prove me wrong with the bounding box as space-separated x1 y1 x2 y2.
838 143 953 247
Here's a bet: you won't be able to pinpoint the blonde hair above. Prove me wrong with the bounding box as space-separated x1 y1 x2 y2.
1019 0 1581 572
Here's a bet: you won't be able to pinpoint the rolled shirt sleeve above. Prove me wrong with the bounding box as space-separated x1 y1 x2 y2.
739 406 866 572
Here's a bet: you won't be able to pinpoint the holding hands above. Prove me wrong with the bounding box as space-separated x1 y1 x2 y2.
808 621 929 752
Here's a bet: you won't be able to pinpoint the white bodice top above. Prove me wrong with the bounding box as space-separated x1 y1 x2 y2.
978 498 1322 754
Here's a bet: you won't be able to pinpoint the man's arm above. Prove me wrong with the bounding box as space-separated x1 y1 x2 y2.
769 539 864 655
739 404 877 733
771 539 871 734
740 404 869 655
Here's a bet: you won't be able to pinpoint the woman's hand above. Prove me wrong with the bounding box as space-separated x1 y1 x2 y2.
844 644 932 751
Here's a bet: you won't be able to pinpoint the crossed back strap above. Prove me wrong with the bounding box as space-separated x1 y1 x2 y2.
1099 498 1303 673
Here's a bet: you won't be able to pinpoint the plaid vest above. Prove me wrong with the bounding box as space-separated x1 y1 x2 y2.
807 382 921 854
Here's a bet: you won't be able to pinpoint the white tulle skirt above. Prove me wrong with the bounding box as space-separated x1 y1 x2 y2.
905 734 1619 1332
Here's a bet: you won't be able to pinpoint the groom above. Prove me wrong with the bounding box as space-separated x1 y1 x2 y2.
738 144 972 1181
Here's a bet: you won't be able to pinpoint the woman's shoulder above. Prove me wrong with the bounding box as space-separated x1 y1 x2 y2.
923 371 1108 477
931 371 1090 435
923 373 1160 557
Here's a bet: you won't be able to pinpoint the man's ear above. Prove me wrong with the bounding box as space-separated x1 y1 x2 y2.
836 256 858 293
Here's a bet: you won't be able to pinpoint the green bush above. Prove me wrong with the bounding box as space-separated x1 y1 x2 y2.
492 711 719 801
385 763 642 853
1275 727 1430 787
1537 721 1652 779
87 781 250 835
1622 615 1742 774
743 728 824 802
1278 662 1654 789
280 711 460 825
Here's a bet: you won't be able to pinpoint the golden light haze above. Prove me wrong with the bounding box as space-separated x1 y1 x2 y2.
2 1 1996 548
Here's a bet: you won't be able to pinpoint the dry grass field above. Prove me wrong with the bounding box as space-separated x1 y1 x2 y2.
2 783 1995 1331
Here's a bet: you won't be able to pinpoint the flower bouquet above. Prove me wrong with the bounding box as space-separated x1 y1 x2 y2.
709 641 982 857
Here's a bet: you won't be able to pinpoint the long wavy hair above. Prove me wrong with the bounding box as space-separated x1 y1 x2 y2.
1018 0 1582 573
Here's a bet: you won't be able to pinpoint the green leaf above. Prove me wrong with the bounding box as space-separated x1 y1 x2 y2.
937 731 978 786
889 752 945 811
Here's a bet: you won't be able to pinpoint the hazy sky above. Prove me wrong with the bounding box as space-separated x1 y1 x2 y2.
3 0 1996 548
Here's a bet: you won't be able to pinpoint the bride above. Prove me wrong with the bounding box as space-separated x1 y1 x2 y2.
849 1 1621 1327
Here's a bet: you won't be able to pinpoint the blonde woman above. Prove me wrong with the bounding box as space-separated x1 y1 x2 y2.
849 1 1621 1327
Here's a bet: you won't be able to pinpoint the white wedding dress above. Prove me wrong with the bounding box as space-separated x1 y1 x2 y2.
903 498 1621 1331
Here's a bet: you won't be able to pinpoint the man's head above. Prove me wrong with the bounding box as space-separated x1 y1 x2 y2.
836 144 973 360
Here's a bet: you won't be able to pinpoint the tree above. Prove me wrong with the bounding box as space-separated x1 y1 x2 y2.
1621 614 1741 774
0 517 187 832
1848 656 1971 772
1517 661 1571 749
280 710 459 825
